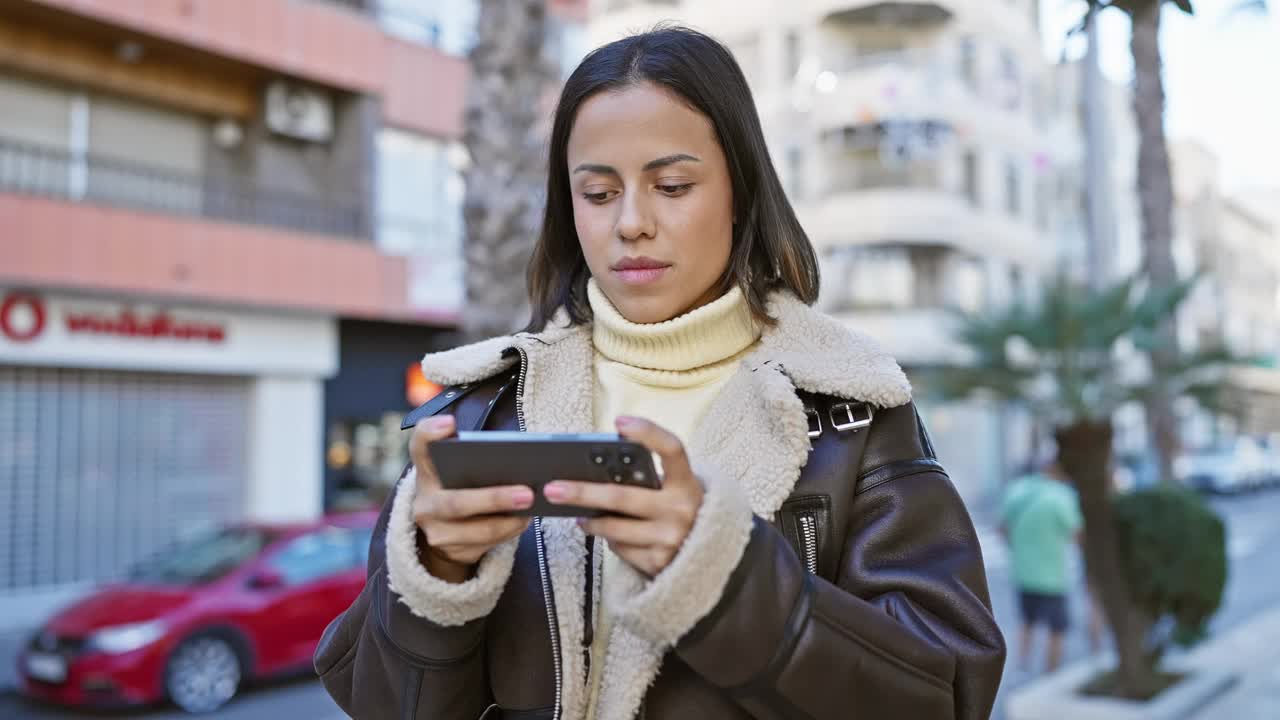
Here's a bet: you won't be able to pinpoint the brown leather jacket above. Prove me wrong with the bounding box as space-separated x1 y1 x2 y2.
315 293 1005 720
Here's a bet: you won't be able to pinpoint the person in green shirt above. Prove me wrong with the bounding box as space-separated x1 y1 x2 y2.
1001 460 1083 673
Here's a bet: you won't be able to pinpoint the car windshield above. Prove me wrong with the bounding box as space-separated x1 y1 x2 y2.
127 527 276 585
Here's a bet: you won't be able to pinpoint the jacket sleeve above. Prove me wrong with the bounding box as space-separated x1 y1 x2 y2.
314 465 517 720
672 402 1006 719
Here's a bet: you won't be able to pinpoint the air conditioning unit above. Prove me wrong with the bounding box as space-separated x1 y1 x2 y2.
264 80 333 143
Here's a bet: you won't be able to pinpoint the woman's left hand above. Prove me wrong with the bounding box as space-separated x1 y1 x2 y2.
543 416 703 577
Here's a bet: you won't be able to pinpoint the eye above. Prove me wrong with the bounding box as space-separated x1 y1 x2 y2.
657 183 693 196
582 190 616 204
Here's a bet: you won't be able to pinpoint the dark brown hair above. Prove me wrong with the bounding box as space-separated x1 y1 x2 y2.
525 25 819 331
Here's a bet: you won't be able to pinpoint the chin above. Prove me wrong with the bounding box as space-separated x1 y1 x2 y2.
606 289 683 325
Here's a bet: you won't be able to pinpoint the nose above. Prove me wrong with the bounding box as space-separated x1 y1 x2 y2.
615 190 655 242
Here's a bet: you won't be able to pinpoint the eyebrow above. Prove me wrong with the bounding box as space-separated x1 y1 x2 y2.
572 153 701 176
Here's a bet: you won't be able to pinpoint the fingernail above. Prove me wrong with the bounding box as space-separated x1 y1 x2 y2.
616 416 637 428
543 482 566 502
575 517 588 528
510 487 534 508
431 415 455 431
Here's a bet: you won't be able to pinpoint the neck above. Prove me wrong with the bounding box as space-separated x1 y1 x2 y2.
587 279 760 372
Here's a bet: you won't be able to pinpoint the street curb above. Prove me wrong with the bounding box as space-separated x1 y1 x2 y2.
1007 655 1236 720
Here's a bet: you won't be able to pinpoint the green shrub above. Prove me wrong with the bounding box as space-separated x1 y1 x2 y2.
1113 487 1227 656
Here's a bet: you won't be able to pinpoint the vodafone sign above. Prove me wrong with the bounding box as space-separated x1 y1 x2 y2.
0 289 337 377
0 291 225 344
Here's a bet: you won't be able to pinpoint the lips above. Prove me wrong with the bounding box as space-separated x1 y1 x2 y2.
610 257 671 286
611 257 671 271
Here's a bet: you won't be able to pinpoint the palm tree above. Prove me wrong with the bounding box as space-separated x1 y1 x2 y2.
934 273 1234 697
461 0 559 341
1077 0 1268 484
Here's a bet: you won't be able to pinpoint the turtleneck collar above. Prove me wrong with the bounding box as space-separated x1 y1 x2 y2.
587 278 761 372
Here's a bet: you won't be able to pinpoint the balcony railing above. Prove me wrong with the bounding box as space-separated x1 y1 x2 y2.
823 158 942 194
0 136 366 238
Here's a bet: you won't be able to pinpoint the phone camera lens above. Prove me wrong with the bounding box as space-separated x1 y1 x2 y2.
619 453 634 466
591 453 607 465
610 470 626 483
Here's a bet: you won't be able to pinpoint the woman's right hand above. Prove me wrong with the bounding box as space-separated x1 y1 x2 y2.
409 415 534 583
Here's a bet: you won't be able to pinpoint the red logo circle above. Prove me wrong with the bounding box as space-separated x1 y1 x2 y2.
0 292 47 342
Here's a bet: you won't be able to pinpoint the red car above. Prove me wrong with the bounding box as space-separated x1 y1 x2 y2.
17 511 377 713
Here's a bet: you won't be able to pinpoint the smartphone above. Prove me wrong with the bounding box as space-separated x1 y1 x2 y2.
427 432 663 517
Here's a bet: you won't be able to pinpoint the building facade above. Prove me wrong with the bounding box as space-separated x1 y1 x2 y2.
589 0 1085 505
0 0 587 603
1169 142 1280 449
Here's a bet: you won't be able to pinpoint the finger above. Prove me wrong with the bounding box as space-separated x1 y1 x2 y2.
410 416 456 490
578 516 684 549
542 480 662 518
615 416 693 483
422 484 535 520
427 515 531 549
607 542 668 578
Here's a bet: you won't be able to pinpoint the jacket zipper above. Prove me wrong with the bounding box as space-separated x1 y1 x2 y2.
517 346 564 720
583 535 595 685
534 517 563 720
799 513 818 575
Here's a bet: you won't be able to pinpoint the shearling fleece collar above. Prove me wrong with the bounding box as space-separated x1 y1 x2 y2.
407 290 912 720
420 290 912 408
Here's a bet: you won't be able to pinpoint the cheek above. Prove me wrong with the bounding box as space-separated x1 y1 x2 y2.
681 192 734 269
572 199 612 271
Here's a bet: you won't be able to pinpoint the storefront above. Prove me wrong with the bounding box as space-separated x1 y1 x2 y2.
323 318 451 511
0 288 336 597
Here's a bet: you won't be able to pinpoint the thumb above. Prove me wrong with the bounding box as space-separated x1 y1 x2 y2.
410 415 456 492
616 416 693 486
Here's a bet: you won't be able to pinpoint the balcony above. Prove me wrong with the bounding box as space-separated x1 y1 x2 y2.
822 1 953 27
802 47 1041 155
0 136 365 239
800 184 1054 268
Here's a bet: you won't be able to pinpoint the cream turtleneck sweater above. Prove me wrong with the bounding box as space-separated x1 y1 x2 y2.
584 278 761 716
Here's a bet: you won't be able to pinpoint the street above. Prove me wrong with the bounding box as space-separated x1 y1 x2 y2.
4 489 1280 720
980 487 1280 720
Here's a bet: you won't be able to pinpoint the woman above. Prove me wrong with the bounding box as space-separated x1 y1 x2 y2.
316 27 1005 720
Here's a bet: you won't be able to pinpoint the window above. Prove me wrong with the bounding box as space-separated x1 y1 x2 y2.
845 247 915 309
379 0 478 55
1030 78 1047 129
128 529 274 586
1034 178 1051 231
999 49 1021 110
827 146 940 193
959 37 978 92
787 146 805 200
948 254 987 313
784 30 802 81
962 150 981 208
732 34 761 87
269 528 361 586
1005 159 1021 217
376 129 466 311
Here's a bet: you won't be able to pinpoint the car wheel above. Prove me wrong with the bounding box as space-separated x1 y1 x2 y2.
165 632 243 714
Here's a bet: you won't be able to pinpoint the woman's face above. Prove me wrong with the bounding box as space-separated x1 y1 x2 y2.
567 82 735 324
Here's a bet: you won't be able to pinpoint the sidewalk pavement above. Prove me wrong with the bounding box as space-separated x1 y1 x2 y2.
1186 605 1280 719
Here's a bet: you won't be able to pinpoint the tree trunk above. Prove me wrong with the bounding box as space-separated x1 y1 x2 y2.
1082 5 1116 288
461 0 557 342
1128 0 1181 484
1056 421 1155 698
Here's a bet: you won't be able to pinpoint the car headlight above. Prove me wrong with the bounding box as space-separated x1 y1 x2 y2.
85 620 166 655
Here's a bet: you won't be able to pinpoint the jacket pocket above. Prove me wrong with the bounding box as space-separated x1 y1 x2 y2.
777 495 832 579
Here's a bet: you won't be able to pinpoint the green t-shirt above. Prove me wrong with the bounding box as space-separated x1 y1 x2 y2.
1001 474 1083 594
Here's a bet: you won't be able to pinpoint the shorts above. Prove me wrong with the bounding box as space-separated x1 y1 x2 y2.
1018 590 1069 633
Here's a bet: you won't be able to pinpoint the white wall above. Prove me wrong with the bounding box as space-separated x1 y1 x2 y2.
246 376 325 522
